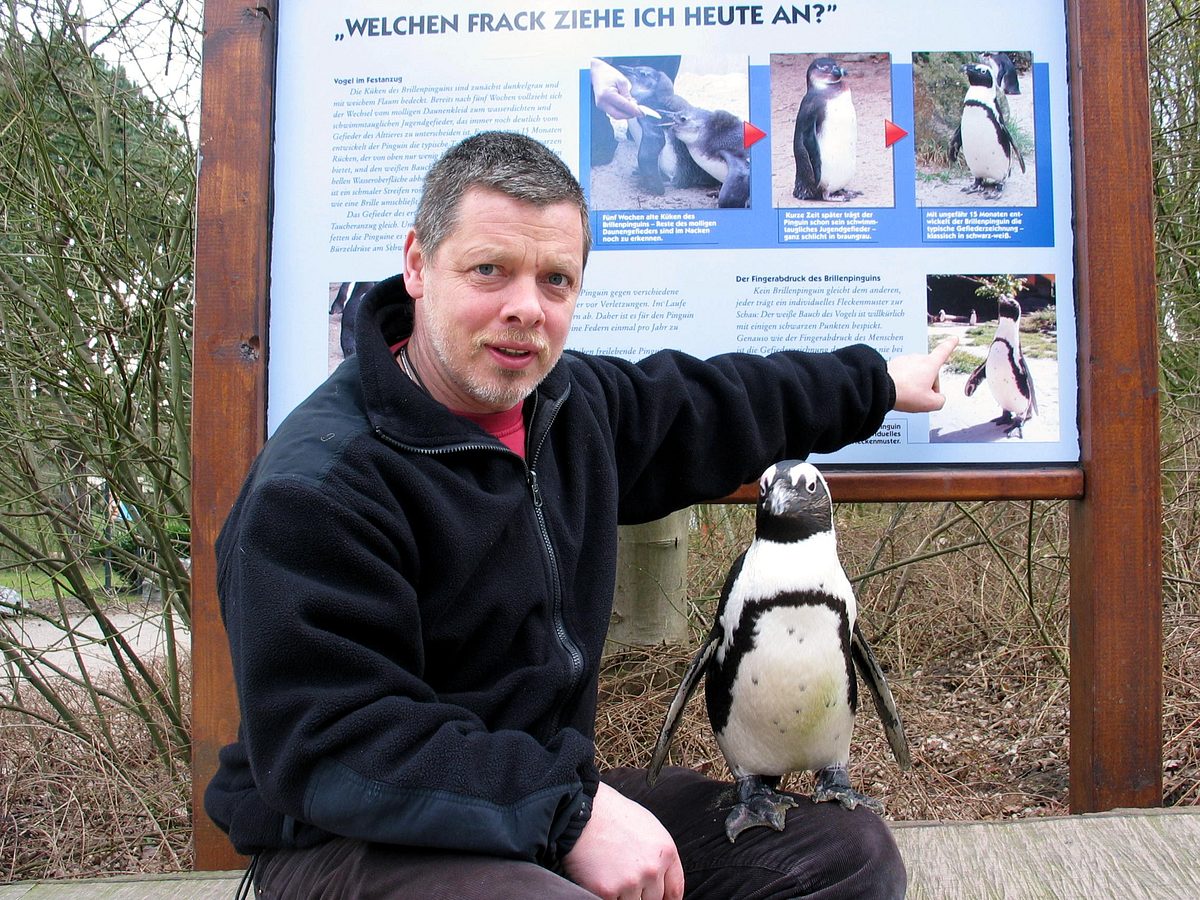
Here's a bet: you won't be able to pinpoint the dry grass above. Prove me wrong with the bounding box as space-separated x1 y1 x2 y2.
0 662 192 881
595 499 1199 823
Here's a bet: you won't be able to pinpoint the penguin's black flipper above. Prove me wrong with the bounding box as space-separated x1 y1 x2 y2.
964 359 987 397
1017 353 1038 417
1007 126 1026 173
949 125 962 164
850 622 912 770
647 626 720 784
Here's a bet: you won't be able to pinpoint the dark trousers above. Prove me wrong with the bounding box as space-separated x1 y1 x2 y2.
252 767 907 899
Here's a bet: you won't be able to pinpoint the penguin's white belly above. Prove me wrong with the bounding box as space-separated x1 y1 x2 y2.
816 94 857 192
716 605 853 776
960 107 1009 182
985 340 1029 414
686 144 729 183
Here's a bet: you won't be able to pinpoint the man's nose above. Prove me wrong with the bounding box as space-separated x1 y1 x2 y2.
499 280 545 328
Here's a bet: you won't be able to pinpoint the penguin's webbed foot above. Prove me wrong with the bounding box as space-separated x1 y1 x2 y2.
723 776 798 842
827 188 862 202
812 766 884 814
962 179 984 195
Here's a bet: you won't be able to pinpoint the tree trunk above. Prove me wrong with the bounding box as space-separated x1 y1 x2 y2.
608 509 690 647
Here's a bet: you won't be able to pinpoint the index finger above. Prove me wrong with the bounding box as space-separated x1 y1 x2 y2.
929 335 959 365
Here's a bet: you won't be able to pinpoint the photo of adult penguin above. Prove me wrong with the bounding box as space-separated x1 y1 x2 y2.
770 52 894 208
614 62 688 196
981 51 1021 95
647 461 911 843
912 51 1036 207
925 273 1059 444
964 296 1038 436
668 101 750 208
949 63 1026 199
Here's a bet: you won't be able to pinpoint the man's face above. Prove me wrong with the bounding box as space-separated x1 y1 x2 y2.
404 187 585 414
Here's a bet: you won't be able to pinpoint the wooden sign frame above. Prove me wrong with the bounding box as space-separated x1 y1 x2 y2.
192 0 1161 869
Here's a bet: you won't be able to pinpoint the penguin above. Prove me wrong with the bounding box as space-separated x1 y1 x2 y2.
964 296 1038 436
648 461 911 842
949 63 1025 200
981 51 1020 96
669 102 750 208
791 57 860 202
617 63 683 195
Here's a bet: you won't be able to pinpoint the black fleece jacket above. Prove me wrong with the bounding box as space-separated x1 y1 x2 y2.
204 274 896 863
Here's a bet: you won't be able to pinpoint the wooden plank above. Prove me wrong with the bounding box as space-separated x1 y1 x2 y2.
191 0 277 872
719 467 1084 504
0 871 243 899
1064 0 1163 812
10 810 1200 896
893 809 1200 900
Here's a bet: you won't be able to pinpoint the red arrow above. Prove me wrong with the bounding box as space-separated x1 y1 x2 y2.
884 120 908 148
743 121 766 149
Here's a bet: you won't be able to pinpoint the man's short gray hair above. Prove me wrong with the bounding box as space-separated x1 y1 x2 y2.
414 131 592 265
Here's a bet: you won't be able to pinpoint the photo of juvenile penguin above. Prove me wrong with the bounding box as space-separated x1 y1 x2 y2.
949 62 1025 199
647 461 911 842
964 296 1038 435
770 52 894 208
791 57 859 201
913 51 1036 207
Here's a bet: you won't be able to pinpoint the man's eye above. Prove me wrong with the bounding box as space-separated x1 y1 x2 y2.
547 273 569 287
476 263 497 276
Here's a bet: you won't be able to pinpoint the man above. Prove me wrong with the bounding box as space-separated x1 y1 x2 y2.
208 131 954 899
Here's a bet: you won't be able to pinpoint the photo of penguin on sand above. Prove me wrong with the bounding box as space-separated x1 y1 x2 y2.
913 51 1037 207
926 274 1060 443
770 52 894 208
588 54 751 211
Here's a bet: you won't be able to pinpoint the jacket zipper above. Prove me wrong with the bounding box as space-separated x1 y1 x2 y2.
523 392 587 726
373 390 586 730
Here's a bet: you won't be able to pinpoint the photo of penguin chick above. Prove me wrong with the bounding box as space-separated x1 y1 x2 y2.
770 52 894 208
668 101 750 208
949 63 1025 200
589 54 750 211
647 461 911 843
964 296 1038 436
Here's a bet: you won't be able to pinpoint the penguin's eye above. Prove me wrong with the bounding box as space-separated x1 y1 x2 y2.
805 480 818 494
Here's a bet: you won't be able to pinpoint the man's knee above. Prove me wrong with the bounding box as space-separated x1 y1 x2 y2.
778 809 907 899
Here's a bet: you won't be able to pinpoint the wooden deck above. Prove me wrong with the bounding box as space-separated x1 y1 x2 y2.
3 808 1197 898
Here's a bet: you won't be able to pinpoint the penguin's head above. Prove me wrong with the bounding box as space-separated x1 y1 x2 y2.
806 57 846 91
997 296 1021 321
617 64 675 108
962 63 994 89
755 460 833 543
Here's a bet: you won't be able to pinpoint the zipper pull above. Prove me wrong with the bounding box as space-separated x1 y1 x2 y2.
528 469 543 509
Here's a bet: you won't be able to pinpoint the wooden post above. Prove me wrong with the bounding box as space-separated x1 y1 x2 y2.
1065 0 1163 812
191 0 277 872
609 511 691 648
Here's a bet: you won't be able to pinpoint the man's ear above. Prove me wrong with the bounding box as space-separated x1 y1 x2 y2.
403 230 425 299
